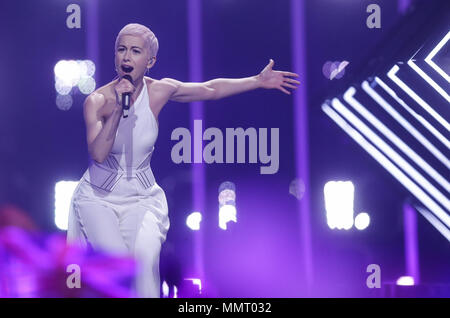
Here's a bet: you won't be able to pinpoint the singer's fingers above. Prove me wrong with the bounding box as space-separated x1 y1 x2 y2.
115 84 135 95
122 81 135 90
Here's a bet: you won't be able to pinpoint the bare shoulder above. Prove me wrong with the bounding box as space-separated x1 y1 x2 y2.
85 80 119 110
145 76 179 95
84 91 105 109
83 81 119 123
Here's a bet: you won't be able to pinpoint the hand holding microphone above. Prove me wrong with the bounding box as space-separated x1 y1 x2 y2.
114 75 135 118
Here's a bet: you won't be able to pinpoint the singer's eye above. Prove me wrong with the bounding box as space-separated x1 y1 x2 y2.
117 48 125 52
133 50 140 54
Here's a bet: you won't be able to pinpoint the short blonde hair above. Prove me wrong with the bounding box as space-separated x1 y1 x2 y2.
115 23 159 59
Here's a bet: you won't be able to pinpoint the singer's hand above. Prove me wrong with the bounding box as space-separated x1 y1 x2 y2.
114 78 136 107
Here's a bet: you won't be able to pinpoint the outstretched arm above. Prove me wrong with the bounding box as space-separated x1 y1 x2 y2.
163 59 300 103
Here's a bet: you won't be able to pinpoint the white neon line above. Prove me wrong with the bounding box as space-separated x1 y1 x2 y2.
408 59 450 103
425 30 450 83
375 77 450 158
338 93 450 211
415 206 450 242
388 65 450 132
322 102 450 228
365 80 450 184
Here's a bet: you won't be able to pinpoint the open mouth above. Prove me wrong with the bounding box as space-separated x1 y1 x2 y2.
121 65 134 73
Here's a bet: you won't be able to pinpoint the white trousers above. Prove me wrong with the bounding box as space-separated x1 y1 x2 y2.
67 171 170 298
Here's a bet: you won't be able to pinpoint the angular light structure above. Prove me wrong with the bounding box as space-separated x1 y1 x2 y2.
424 30 450 83
387 65 450 132
320 12 450 241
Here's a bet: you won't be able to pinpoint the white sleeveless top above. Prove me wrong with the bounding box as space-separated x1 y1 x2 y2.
81 78 159 191
111 78 158 168
68 78 169 248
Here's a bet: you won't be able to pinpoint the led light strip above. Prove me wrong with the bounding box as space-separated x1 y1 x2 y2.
322 102 450 229
364 80 450 188
336 94 450 212
374 77 450 156
415 205 450 242
408 59 450 103
388 65 450 132
425 30 450 83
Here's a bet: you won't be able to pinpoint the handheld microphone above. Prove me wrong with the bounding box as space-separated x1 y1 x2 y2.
121 75 133 118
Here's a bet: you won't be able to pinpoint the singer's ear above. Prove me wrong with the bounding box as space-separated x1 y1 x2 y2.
148 56 156 68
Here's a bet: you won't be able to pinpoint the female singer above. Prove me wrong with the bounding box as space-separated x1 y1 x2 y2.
67 23 299 297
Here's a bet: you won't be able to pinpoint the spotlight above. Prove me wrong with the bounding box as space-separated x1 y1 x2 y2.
54 180 79 230
186 212 202 231
324 181 355 230
219 205 237 230
396 276 415 286
218 181 237 230
162 281 169 298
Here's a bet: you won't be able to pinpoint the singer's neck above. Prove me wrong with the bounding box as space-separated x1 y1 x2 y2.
130 76 145 105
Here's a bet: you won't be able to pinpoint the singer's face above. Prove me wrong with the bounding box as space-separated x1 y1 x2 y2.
115 35 150 80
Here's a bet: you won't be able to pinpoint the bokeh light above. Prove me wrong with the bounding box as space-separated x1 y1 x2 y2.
186 212 202 231
322 60 349 80
289 178 305 200
55 94 73 111
55 78 72 95
53 59 97 108
78 76 96 95
355 212 370 230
